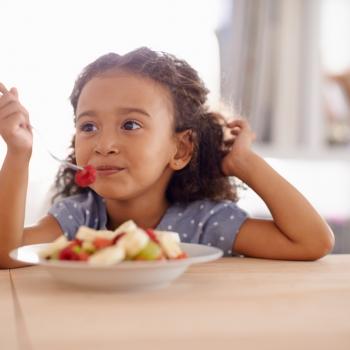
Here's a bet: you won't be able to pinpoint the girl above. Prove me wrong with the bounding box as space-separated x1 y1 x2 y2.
0 47 334 268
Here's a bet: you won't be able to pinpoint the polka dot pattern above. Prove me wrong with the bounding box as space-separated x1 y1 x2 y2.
49 193 248 256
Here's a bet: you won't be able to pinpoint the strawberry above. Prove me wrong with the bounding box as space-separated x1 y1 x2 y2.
59 242 90 261
75 165 97 187
58 242 81 261
75 238 83 246
92 237 113 250
145 228 159 243
77 251 89 261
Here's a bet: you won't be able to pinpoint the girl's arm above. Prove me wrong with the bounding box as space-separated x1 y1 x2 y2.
0 83 62 268
222 119 334 261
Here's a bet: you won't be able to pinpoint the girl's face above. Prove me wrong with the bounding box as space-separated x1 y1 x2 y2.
75 70 178 202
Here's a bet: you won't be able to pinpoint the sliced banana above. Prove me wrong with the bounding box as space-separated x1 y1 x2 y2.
155 231 180 243
113 220 138 236
155 231 182 259
117 228 149 258
76 226 116 241
88 245 125 266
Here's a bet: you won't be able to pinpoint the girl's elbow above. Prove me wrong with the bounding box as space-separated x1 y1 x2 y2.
322 225 336 255
306 230 335 261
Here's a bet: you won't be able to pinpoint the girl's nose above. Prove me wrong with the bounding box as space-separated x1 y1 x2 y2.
94 133 120 156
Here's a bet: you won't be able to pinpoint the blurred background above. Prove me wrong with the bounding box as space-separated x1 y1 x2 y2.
0 0 349 252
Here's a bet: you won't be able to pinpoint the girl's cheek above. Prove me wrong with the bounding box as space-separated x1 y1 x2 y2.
74 144 86 165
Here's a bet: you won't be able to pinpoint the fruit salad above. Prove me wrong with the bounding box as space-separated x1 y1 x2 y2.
39 220 187 265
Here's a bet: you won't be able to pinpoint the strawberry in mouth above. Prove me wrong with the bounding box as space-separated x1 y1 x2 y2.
75 165 97 187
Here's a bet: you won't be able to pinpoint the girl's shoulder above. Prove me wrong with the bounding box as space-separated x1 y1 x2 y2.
159 199 248 231
168 199 247 219
50 190 105 212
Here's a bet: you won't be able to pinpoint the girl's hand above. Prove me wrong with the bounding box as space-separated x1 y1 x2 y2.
0 83 32 156
221 118 256 178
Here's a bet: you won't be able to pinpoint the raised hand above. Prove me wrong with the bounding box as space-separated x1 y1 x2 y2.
221 118 256 178
0 83 32 156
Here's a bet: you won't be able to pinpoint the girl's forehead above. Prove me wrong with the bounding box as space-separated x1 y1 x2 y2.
78 71 174 114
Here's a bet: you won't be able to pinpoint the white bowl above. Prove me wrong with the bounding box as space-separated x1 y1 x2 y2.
10 243 223 291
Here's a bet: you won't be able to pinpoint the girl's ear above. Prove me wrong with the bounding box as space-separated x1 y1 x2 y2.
170 129 194 170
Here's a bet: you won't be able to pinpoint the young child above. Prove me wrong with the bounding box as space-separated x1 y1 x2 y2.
0 47 334 268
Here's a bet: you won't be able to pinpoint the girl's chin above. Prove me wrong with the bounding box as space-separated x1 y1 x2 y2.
91 186 133 200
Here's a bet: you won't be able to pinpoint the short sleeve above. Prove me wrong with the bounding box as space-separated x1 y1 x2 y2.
157 200 249 257
199 202 248 256
48 191 107 240
49 199 83 240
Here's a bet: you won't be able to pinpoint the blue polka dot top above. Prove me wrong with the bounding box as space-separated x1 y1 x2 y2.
48 191 248 256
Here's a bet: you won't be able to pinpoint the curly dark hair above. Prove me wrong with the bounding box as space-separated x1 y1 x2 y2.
53 47 238 203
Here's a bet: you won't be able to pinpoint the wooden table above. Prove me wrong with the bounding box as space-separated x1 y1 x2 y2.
3 255 350 350
0 270 17 349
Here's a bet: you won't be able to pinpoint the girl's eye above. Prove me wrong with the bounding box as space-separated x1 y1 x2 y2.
78 123 97 133
122 120 142 131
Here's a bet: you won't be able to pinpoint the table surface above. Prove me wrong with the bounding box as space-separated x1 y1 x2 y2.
2 255 350 350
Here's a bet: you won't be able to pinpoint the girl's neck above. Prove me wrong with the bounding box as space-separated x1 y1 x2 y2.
104 196 169 230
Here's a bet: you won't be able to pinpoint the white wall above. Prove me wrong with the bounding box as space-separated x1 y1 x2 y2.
0 0 224 225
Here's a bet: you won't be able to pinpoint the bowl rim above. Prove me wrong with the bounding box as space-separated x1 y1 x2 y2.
10 242 223 270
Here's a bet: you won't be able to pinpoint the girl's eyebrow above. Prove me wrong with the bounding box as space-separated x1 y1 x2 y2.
76 107 150 120
76 110 96 120
117 107 151 118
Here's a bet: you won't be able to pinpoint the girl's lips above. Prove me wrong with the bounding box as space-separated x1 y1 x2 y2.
95 166 125 176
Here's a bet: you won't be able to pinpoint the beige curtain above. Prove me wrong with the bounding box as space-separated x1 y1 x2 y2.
216 0 322 152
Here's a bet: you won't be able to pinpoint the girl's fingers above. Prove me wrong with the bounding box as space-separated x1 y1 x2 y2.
0 93 17 111
229 126 242 134
0 85 19 109
226 119 255 138
0 111 27 135
10 87 18 98
226 118 250 130
0 85 30 131
0 82 9 95
0 101 23 121
18 104 30 126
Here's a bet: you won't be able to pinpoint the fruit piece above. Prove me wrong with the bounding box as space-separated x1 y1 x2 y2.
88 245 125 266
40 220 187 264
114 220 138 236
76 226 116 241
93 237 113 250
133 241 164 261
77 251 89 261
155 231 183 259
117 228 149 258
145 228 159 243
58 242 90 261
72 245 82 254
39 235 70 260
75 165 97 187
112 232 126 245
49 250 60 260
175 252 188 259
58 242 81 261
82 240 97 254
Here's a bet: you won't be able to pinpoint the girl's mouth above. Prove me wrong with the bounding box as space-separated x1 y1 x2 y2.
95 165 125 176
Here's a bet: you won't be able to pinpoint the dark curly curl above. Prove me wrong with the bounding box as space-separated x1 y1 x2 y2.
53 47 238 203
